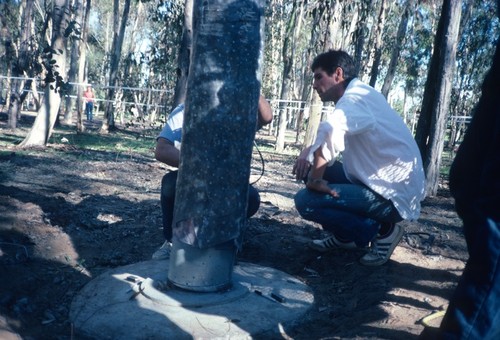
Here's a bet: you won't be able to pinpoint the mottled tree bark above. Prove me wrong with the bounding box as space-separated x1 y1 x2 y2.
415 0 462 196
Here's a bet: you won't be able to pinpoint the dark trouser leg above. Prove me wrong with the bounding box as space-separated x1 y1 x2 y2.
247 184 260 218
161 171 261 242
160 171 178 242
438 216 500 339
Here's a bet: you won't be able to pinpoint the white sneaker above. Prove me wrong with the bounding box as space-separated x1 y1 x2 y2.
309 235 357 252
151 241 172 260
360 224 404 266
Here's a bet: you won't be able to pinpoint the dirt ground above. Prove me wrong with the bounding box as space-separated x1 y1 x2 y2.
0 117 467 339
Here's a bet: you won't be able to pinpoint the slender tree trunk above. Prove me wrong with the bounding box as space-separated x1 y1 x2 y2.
415 0 462 196
368 0 388 88
64 0 83 124
353 0 372 77
303 93 322 147
19 0 71 147
381 0 413 98
76 0 91 132
102 0 131 133
298 0 328 147
6 0 35 129
171 0 193 110
275 0 304 152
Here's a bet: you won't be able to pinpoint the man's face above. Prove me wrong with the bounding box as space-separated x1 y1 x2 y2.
312 67 345 103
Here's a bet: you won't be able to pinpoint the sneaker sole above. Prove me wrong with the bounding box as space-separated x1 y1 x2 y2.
360 225 405 266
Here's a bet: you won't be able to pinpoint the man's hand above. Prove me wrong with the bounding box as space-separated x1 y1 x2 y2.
306 178 339 197
293 158 311 181
292 146 312 181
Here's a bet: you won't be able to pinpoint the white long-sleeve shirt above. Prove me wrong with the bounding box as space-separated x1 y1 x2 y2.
308 78 426 220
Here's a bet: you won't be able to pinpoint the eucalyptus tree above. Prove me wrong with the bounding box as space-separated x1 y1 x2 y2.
398 4 437 126
367 0 388 87
1 3 16 127
353 0 374 79
19 0 72 147
448 0 499 148
301 0 339 148
64 0 84 124
275 0 305 153
170 0 193 110
101 0 132 132
381 0 414 98
415 0 462 196
76 0 92 132
3 0 42 130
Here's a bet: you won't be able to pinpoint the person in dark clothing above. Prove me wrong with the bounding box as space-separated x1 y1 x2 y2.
420 2 500 338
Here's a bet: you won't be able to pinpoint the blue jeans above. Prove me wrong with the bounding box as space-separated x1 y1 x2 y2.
160 171 260 242
86 102 93 121
294 162 402 247
437 217 500 339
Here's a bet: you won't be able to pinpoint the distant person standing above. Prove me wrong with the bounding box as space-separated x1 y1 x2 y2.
83 85 95 121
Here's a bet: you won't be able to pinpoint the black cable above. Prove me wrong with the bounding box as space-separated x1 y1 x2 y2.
250 140 265 185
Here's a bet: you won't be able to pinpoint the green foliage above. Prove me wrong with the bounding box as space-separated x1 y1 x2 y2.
451 0 499 117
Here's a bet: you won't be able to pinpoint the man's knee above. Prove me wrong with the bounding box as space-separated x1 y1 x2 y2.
294 189 312 217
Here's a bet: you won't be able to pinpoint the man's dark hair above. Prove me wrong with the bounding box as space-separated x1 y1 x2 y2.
311 50 358 80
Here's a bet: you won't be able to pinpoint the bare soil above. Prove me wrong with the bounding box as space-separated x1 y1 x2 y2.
0 116 467 339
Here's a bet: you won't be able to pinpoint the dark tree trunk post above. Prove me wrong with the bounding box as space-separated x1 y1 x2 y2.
167 0 265 292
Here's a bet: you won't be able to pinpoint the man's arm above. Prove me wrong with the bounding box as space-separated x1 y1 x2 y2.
155 137 180 168
257 94 273 128
306 148 338 197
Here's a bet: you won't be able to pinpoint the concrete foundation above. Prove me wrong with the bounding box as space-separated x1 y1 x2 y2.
70 261 314 339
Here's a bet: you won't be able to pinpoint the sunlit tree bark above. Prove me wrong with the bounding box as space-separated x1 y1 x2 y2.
19 0 71 147
275 0 304 152
415 0 462 196
171 0 193 110
368 0 388 87
76 0 91 132
381 0 413 98
101 0 131 132
64 0 83 124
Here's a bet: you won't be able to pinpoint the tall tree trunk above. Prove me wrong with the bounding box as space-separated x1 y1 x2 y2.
353 0 372 77
381 0 413 98
275 0 304 152
64 0 83 124
76 0 91 132
101 0 131 133
171 0 193 110
297 1 329 147
303 93 322 147
368 0 388 88
1 8 16 129
168 0 265 291
6 0 35 129
415 0 462 196
19 0 71 147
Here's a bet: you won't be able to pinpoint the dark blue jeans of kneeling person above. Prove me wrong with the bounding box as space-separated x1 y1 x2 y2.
294 161 402 248
160 170 261 243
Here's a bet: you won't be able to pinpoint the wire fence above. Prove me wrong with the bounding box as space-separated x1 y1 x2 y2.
1 75 472 134
0 75 173 117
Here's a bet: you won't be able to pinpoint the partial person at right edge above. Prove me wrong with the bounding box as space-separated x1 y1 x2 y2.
419 1 500 337
152 94 273 260
293 50 426 266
